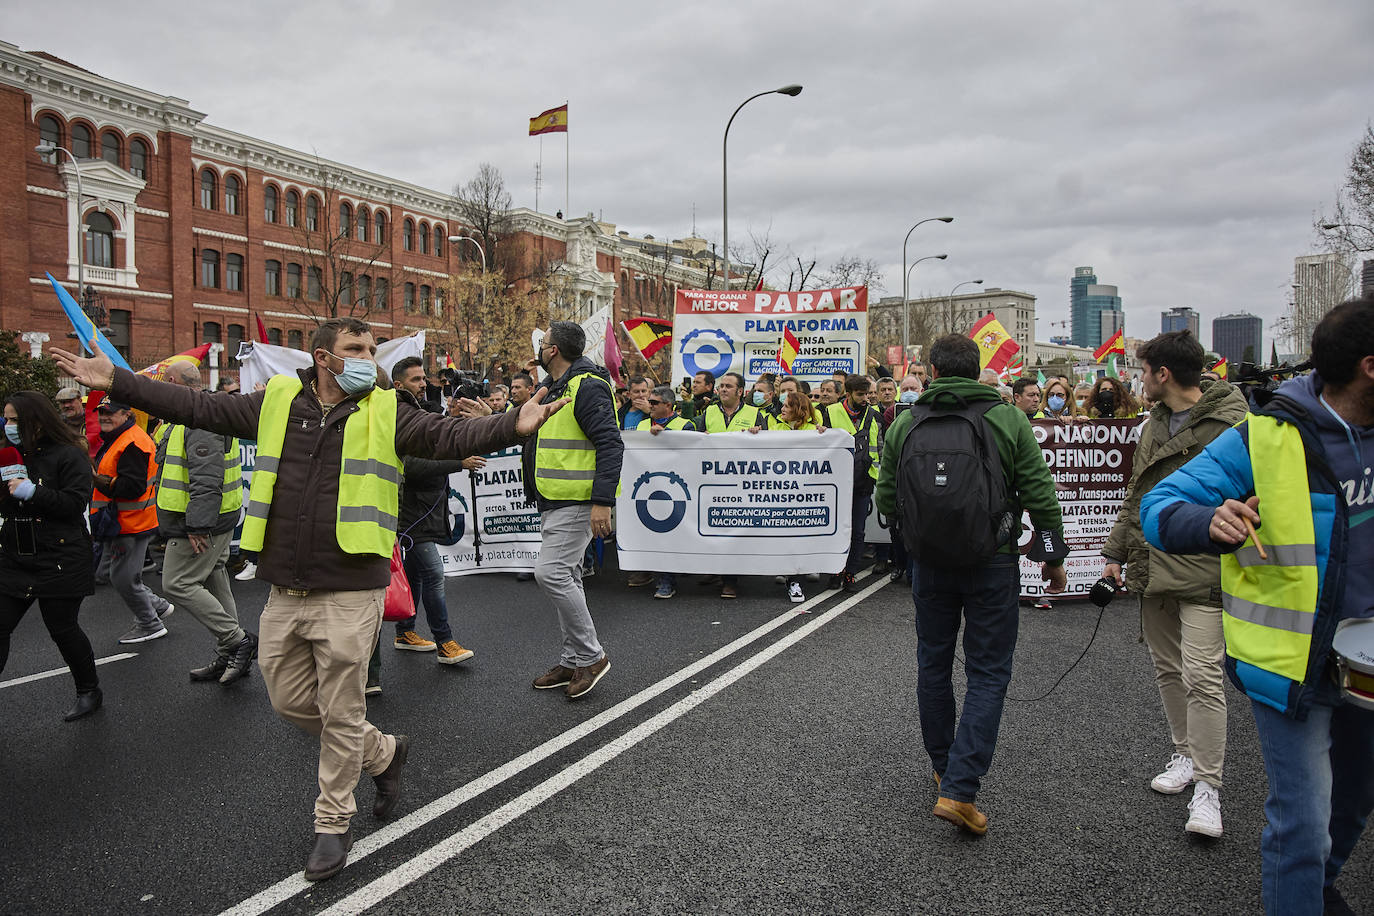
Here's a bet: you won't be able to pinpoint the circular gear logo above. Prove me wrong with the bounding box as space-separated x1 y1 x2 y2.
680 327 735 378
631 470 692 533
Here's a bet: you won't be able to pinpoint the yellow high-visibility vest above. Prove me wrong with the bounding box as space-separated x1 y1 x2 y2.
635 416 692 431
241 375 401 557
535 371 617 501
155 425 243 515
701 403 766 432
824 401 882 480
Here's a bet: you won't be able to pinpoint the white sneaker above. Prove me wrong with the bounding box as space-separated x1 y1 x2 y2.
234 561 257 581
1150 753 1195 794
788 582 805 603
1186 780 1223 837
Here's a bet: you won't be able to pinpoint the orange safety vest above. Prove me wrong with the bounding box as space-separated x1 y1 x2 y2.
90 424 159 534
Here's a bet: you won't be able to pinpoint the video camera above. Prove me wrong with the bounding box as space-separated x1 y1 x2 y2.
1231 360 1312 408
451 372 490 402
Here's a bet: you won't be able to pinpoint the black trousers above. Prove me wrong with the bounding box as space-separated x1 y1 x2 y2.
0 594 99 692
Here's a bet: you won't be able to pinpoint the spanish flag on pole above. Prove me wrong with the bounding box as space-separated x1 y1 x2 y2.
621 317 672 360
777 326 802 374
969 312 1020 373
1094 328 1125 363
529 104 568 136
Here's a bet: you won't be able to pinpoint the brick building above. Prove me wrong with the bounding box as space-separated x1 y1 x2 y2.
0 42 716 374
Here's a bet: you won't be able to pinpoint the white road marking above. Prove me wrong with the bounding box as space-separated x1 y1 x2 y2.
0 652 138 689
322 575 890 915
218 574 876 916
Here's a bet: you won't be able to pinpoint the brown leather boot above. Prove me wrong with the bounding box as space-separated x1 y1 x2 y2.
304 829 352 881
933 796 988 835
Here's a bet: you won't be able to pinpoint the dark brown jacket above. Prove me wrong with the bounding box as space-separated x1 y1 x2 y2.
111 366 521 590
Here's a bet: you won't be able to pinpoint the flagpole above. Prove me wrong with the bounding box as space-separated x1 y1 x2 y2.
536 137 542 214
564 100 570 217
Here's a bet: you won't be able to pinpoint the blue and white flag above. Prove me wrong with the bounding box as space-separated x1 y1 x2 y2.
47 272 131 370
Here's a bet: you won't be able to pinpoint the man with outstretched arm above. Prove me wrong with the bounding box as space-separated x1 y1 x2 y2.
53 318 566 883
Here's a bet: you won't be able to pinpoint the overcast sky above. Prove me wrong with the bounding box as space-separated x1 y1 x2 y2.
11 0 1373 355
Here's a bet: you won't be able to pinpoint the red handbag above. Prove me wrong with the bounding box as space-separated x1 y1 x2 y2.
383 542 415 622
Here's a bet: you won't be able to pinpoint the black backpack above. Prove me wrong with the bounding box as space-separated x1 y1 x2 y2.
895 395 1014 567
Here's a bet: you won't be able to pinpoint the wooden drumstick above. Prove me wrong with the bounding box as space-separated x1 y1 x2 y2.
1241 516 1267 560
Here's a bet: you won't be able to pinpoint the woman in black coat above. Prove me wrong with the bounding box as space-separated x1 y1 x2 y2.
1 391 101 721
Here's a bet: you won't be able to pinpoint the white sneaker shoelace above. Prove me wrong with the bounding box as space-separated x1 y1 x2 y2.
1186 782 1223 837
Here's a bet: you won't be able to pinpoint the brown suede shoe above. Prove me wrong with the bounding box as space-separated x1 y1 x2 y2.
532 664 575 690
933 796 988 835
566 654 611 700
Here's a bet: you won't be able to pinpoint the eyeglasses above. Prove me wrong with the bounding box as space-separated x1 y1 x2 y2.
647 399 664 406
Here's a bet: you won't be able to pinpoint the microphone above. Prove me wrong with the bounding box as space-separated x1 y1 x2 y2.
0 446 27 482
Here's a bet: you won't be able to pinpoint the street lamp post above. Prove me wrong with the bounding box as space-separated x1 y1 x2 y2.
901 217 954 355
35 141 86 319
945 278 985 334
721 84 802 291
448 234 489 371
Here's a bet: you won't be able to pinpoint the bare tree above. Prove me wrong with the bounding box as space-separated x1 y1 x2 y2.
818 255 884 292
787 256 817 291
1316 123 1374 255
430 250 564 377
452 163 515 265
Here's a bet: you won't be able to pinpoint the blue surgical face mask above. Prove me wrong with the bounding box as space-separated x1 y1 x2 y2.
1047 394 1066 412
900 390 920 404
752 391 767 407
324 351 378 396
4 422 20 445
779 391 789 405
1075 397 1086 409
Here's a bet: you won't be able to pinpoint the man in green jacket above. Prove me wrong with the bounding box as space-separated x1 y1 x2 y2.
876 334 1066 836
1101 330 1248 838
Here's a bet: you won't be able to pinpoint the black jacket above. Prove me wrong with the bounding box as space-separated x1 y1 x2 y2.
396 392 465 544
0 441 95 599
523 357 624 510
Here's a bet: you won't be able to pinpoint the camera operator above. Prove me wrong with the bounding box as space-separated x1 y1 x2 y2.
675 371 716 422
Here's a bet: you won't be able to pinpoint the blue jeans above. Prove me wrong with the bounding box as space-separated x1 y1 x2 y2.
1251 678 1374 915
399 541 452 644
913 554 1020 803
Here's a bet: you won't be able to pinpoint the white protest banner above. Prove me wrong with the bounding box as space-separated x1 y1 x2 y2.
670 286 868 386
237 332 425 391
1018 419 1141 598
616 429 854 576
434 446 542 576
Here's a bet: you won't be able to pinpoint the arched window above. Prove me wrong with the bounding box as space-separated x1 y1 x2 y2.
404 282 416 313
287 329 303 350
224 175 240 215
374 277 389 310
101 132 120 166
130 138 148 178
286 263 302 299
226 253 243 292
402 219 413 251
420 284 432 314
419 223 430 255
340 202 352 238
306 194 319 231
70 124 91 158
264 185 278 223
267 328 282 346
356 207 369 242
433 227 444 257
374 211 387 245
85 212 115 268
356 275 372 309
200 249 220 288
202 321 221 343
200 169 217 210
307 266 322 302
38 116 61 162
264 259 281 296
285 190 299 227
340 271 354 306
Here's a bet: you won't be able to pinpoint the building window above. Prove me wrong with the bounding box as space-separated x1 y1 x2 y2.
404 282 416 313
203 321 221 343
420 284 431 314
265 259 281 296
286 263 302 299
226 253 243 292
200 170 217 210
356 275 372 308
308 266 322 302
101 132 120 166
267 328 282 346
374 211 387 245
419 223 430 255
130 139 148 178
433 229 443 257
71 124 91 158
340 271 353 306
85 212 115 268
434 289 443 316
264 185 277 223
107 309 132 361
226 324 245 368
224 175 240 215
287 329 303 349
356 207 369 242
375 277 389 311
285 190 299 228
340 203 352 240
38 116 61 162
403 219 413 251
201 249 220 288
306 194 319 231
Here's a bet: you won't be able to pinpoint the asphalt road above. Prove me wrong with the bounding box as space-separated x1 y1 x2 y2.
0 555 1369 915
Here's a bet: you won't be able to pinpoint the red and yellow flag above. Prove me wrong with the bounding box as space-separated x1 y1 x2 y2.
529 105 568 136
1093 329 1125 363
444 351 457 371
969 313 1020 373
621 317 672 360
138 343 213 380
777 326 802 374
1210 357 1228 379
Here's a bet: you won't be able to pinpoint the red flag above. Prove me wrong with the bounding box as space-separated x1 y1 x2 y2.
254 312 269 344
754 275 765 291
604 320 623 382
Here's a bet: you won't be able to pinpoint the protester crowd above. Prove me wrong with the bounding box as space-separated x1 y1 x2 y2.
0 293 1365 914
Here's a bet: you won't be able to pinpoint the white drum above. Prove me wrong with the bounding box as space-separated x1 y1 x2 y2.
1332 617 1374 711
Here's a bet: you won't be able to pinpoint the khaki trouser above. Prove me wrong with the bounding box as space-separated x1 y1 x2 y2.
259 586 398 834
1140 595 1227 787
162 532 244 654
